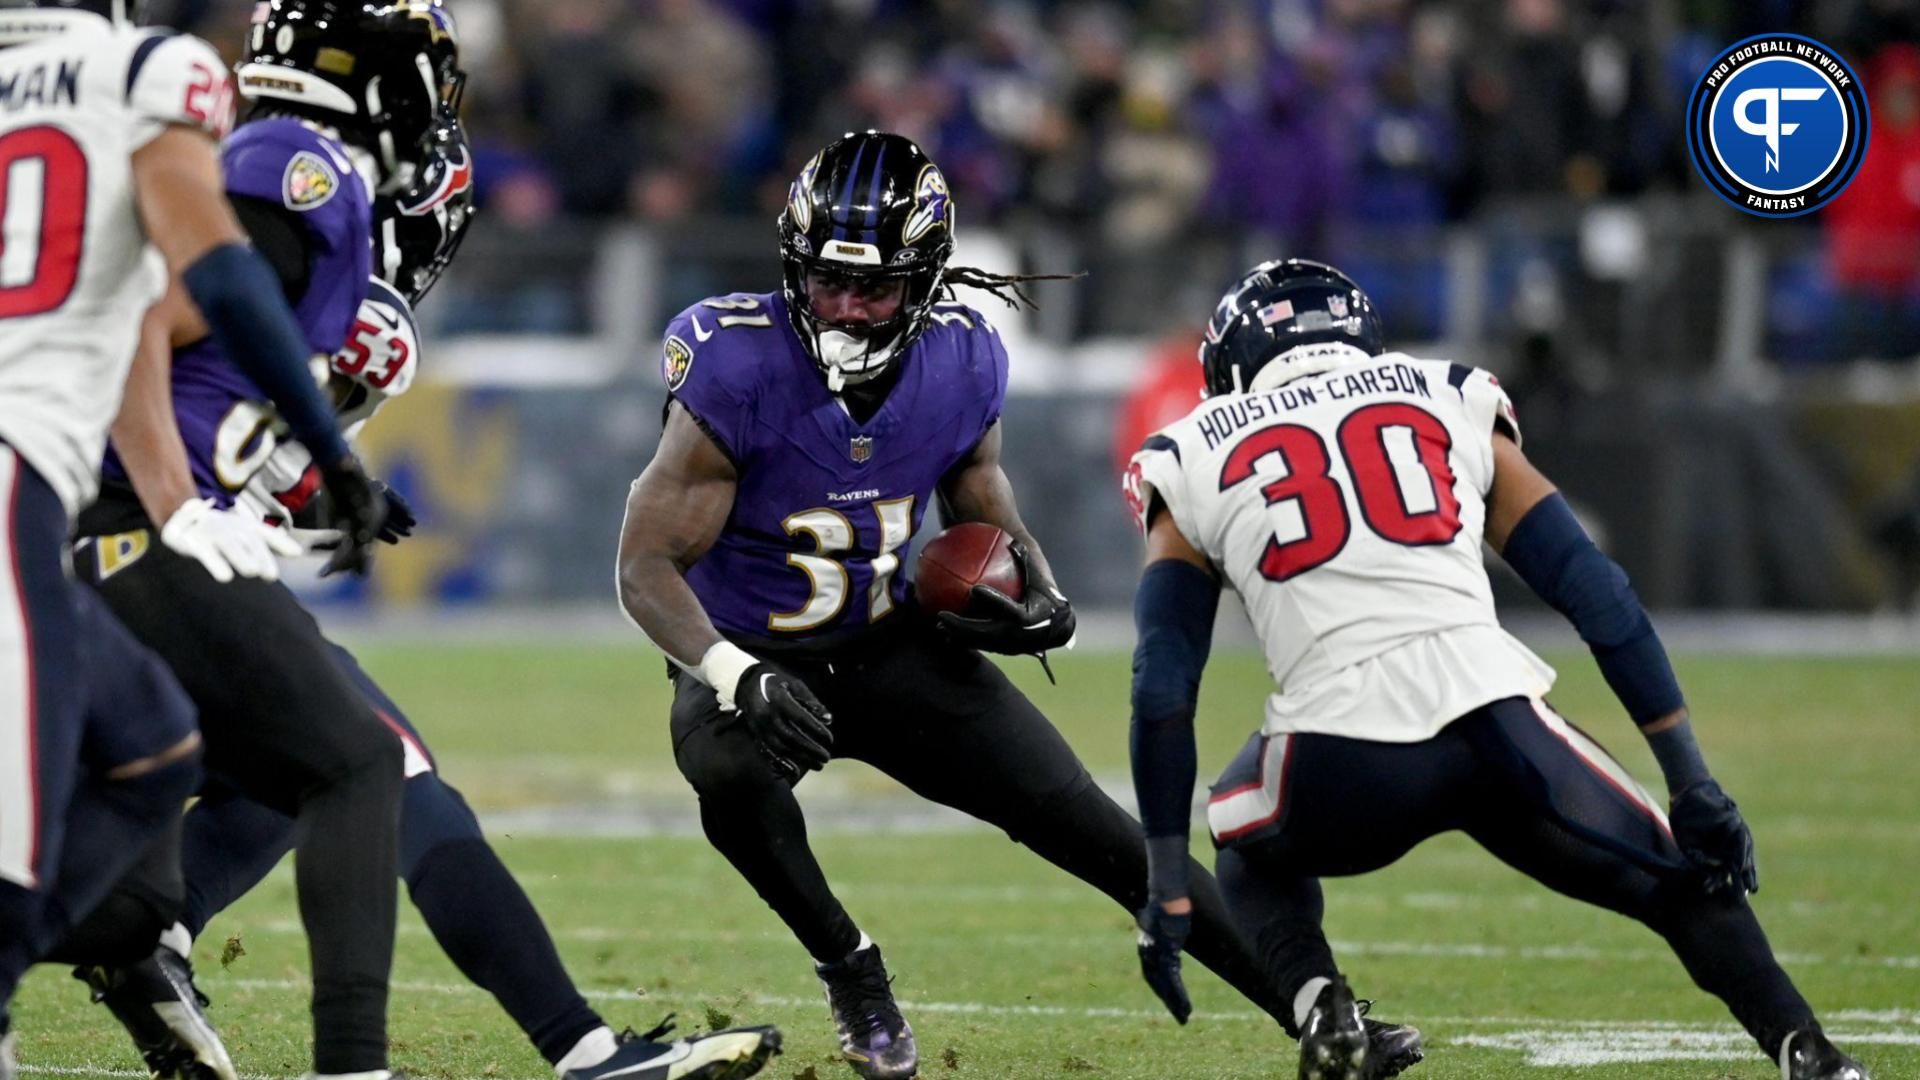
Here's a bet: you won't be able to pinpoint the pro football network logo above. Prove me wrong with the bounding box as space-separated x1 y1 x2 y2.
1686 34 1869 218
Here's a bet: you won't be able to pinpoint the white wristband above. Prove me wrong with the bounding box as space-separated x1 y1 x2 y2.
697 641 759 712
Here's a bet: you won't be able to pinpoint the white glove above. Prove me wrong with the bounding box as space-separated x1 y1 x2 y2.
161 498 302 583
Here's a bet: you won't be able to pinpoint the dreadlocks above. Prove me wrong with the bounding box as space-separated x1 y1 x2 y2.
942 266 1086 311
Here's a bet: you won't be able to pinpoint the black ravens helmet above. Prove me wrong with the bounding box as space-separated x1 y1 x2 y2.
1199 259 1385 397
237 0 464 191
778 131 955 389
375 107 473 306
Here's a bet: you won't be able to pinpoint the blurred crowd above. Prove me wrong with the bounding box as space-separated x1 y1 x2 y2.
179 0 1920 359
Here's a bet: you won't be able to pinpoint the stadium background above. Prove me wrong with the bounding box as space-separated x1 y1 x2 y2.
15 3 1920 1078
156 0 1920 616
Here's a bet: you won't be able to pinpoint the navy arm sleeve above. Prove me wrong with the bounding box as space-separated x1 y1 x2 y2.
1130 558 1220 899
180 244 348 468
1500 493 1684 725
229 195 314 302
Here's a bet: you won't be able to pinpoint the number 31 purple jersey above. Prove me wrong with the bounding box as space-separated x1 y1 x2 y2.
663 291 1007 644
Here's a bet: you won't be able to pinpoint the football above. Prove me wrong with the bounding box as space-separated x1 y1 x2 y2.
914 522 1024 615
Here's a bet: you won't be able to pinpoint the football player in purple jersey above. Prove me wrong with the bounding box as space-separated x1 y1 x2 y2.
615 131 1423 1080
50 3 465 1076
72 113 782 1080
0 0 386 1064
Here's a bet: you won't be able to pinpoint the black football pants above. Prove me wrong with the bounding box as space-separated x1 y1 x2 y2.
670 617 1293 1026
1212 696 1818 1053
73 511 403 1075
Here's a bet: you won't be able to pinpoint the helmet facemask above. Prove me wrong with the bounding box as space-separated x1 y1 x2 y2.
775 133 956 392
779 239 944 392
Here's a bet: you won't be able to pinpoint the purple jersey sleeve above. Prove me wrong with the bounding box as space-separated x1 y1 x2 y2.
220 119 373 357
660 301 761 461
967 308 1010 445
98 123 373 509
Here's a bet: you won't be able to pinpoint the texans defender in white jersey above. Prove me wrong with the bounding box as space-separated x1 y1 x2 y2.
0 0 385 1074
1124 260 1869 1080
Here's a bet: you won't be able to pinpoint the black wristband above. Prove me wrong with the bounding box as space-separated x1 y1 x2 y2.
1145 834 1191 903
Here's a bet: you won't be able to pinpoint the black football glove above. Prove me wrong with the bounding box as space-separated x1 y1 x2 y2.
732 662 834 780
317 455 387 577
1670 779 1758 898
375 482 415 544
1135 904 1192 1025
933 542 1076 656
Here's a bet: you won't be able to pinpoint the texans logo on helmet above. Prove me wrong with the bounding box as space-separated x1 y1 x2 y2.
401 141 473 215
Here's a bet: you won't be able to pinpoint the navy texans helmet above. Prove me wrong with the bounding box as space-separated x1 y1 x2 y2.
374 107 474 306
778 131 955 389
1199 259 1385 397
238 0 464 191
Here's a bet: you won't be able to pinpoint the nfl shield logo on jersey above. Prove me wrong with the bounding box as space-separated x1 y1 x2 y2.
849 436 873 463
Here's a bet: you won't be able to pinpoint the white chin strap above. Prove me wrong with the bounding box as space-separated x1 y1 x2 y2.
817 330 901 393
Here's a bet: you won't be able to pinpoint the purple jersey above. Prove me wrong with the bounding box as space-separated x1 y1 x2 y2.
102 119 372 505
666 292 1007 644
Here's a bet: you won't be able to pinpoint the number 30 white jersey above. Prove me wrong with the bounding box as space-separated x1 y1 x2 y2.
0 13 231 518
1127 346 1555 743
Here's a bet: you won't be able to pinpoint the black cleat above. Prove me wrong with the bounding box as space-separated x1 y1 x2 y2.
75 946 236 1080
1781 1029 1871 1080
817 943 917 1080
1356 999 1424 1077
1297 976 1370 1080
559 1016 783 1080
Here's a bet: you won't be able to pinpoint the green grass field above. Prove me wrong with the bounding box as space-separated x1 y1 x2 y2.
11 644 1920 1079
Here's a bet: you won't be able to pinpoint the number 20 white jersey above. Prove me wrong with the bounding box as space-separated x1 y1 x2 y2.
0 14 230 518
1127 347 1556 743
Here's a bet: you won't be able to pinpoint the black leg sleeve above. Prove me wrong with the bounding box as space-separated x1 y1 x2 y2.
295 735 404 1075
400 771 605 1065
178 783 296 941
1001 776 1294 1028
843 632 1292 1026
672 672 862 964
84 542 405 1074
45 816 185 967
1461 700 1817 1058
1213 846 1333 1038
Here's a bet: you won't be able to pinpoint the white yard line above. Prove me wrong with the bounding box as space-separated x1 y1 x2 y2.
199 976 1920 1035
215 918 1920 973
1458 1028 1920 1067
